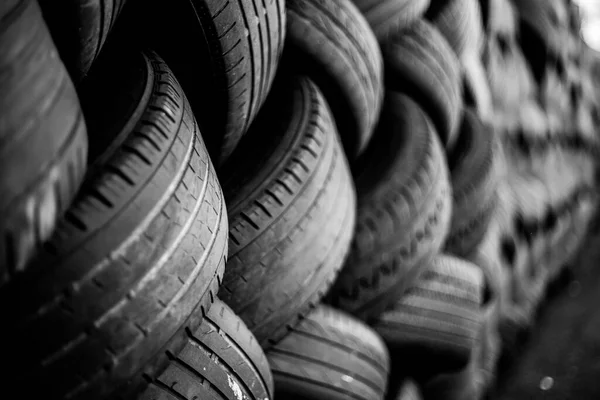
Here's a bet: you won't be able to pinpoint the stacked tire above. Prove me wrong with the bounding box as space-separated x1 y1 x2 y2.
0 0 597 399
1 0 390 398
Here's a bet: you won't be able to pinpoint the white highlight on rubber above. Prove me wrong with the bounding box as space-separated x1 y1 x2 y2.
228 374 244 400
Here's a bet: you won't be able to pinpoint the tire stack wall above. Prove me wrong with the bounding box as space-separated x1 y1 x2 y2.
0 0 598 399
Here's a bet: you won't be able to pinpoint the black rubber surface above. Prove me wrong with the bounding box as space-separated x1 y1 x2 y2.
383 20 463 150
0 0 89 285
138 298 274 400
446 109 500 257
351 0 431 41
268 305 390 400
285 0 384 159
38 0 127 81
121 0 286 165
327 93 452 321
372 255 484 380
426 0 484 58
219 73 356 346
0 50 228 400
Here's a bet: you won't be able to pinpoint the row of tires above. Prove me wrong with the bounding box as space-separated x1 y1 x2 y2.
476 0 599 365
1 0 598 400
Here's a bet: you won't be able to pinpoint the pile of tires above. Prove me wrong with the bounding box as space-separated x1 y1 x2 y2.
0 0 597 399
480 0 598 347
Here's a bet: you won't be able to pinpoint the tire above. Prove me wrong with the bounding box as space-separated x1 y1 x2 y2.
219 74 356 346
533 149 584 210
371 255 484 379
393 380 423 400
475 194 532 346
513 0 567 58
285 0 384 159
544 191 594 278
326 93 452 321
37 0 126 82
126 0 286 165
351 0 431 42
484 34 536 111
485 0 516 36
0 0 88 285
507 176 551 322
540 65 571 127
516 2 570 87
466 243 504 315
137 298 274 400
425 0 484 58
517 100 549 141
461 52 493 122
267 305 390 400
467 251 501 397
0 50 228 400
445 109 501 258
509 174 550 266
383 20 462 150
474 299 501 397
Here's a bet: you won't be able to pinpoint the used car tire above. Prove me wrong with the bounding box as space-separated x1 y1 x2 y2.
0 0 89 285
425 0 485 58
351 0 431 42
37 0 126 81
137 298 274 400
219 73 356 346
462 52 493 122
513 0 567 59
285 0 384 159
383 20 463 150
127 0 287 165
0 49 228 400
446 109 501 257
372 255 484 379
326 93 452 321
466 252 501 397
267 305 390 400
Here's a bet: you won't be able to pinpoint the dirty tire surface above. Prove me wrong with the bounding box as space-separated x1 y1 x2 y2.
326 93 452 321
138 298 274 400
268 305 390 400
285 0 384 159
0 50 228 400
0 0 88 285
220 73 356 346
